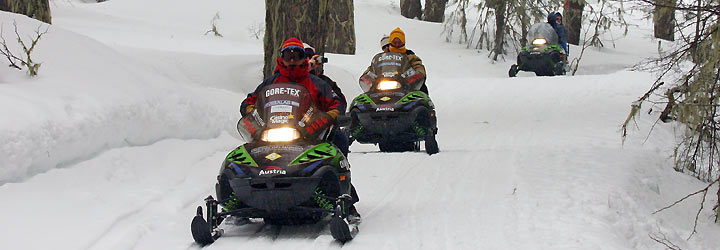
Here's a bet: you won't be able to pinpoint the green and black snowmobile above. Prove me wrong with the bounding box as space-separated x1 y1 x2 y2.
509 22 567 77
191 83 358 246
349 52 439 154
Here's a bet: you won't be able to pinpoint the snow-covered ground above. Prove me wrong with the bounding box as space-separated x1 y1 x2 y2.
1 0 718 249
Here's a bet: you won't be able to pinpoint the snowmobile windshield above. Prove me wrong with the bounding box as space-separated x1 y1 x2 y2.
526 23 559 46
359 52 425 92
237 83 333 143
257 83 312 129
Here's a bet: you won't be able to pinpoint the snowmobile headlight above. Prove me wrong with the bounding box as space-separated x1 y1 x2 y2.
377 80 401 90
532 38 547 45
261 127 300 142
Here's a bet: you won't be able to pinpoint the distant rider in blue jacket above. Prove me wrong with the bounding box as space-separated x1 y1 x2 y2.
548 12 569 55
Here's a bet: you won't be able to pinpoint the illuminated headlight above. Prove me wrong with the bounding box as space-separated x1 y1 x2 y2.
261 128 300 142
532 38 547 45
377 80 401 90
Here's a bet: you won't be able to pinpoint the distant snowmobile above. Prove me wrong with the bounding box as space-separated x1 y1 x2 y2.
509 23 567 77
191 83 358 246
349 52 439 154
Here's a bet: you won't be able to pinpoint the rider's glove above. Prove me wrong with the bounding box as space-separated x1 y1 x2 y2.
245 105 255 115
326 109 340 120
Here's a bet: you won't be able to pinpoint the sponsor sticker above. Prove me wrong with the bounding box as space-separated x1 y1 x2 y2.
378 54 404 62
252 109 265 127
380 96 391 102
376 106 394 112
241 117 256 134
401 68 418 78
306 116 329 134
265 87 300 98
271 105 293 113
251 145 304 154
264 100 300 108
377 62 402 68
270 115 289 124
259 166 287 175
302 107 315 123
265 152 282 161
370 92 404 97
382 71 397 78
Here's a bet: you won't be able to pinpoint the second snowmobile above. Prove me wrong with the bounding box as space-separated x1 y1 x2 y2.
349 52 439 154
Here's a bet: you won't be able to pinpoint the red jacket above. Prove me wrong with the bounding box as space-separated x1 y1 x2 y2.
241 58 341 117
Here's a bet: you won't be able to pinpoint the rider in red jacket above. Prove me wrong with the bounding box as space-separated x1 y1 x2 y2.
241 37 341 119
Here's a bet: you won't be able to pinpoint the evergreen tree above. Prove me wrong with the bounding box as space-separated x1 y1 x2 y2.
0 0 51 24
623 0 720 224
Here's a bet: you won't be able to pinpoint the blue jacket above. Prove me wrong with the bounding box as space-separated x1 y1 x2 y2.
548 13 569 54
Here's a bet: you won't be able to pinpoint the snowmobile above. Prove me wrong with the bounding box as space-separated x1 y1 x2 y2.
509 22 567 77
191 83 358 245
349 52 439 154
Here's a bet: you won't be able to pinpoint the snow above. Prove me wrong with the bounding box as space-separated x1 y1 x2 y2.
1 0 718 249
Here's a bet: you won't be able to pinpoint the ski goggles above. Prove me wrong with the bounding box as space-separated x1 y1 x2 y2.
281 48 306 62
304 48 315 57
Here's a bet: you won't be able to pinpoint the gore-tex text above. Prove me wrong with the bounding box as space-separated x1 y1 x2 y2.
265 87 300 98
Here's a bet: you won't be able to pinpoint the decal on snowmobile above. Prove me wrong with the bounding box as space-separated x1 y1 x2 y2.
306 116 329 134
380 96 391 102
270 105 293 113
401 67 418 78
226 145 258 167
251 109 265 127
370 92 404 97
376 106 394 112
265 152 282 161
264 100 300 108
270 115 290 124
258 166 286 175
396 91 429 104
250 145 304 154
382 71 397 78
289 142 337 166
377 53 404 62
352 94 375 105
265 87 300 97
240 117 257 134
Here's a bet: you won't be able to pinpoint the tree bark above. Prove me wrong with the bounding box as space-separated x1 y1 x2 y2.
716 181 720 223
653 0 676 41
0 0 52 24
400 0 422 19
423 0 447 23
491 0 506 60
563 0 584 45
264 0 329 78
324 0 355 54
517 0 530 46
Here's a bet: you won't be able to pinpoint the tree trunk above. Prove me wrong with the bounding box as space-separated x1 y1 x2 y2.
400 0 422 19
263 0 329 78
491 1 506 60
324 0 355 54
653 0 676 41
0 0 52 23
517 0 529 46
423 0 447 23
716 184 720 223
563 0 584 45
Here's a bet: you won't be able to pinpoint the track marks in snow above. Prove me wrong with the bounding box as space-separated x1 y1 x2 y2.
0 134 239 250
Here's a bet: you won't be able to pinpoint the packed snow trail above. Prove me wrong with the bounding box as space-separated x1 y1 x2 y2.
1 0 719 249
